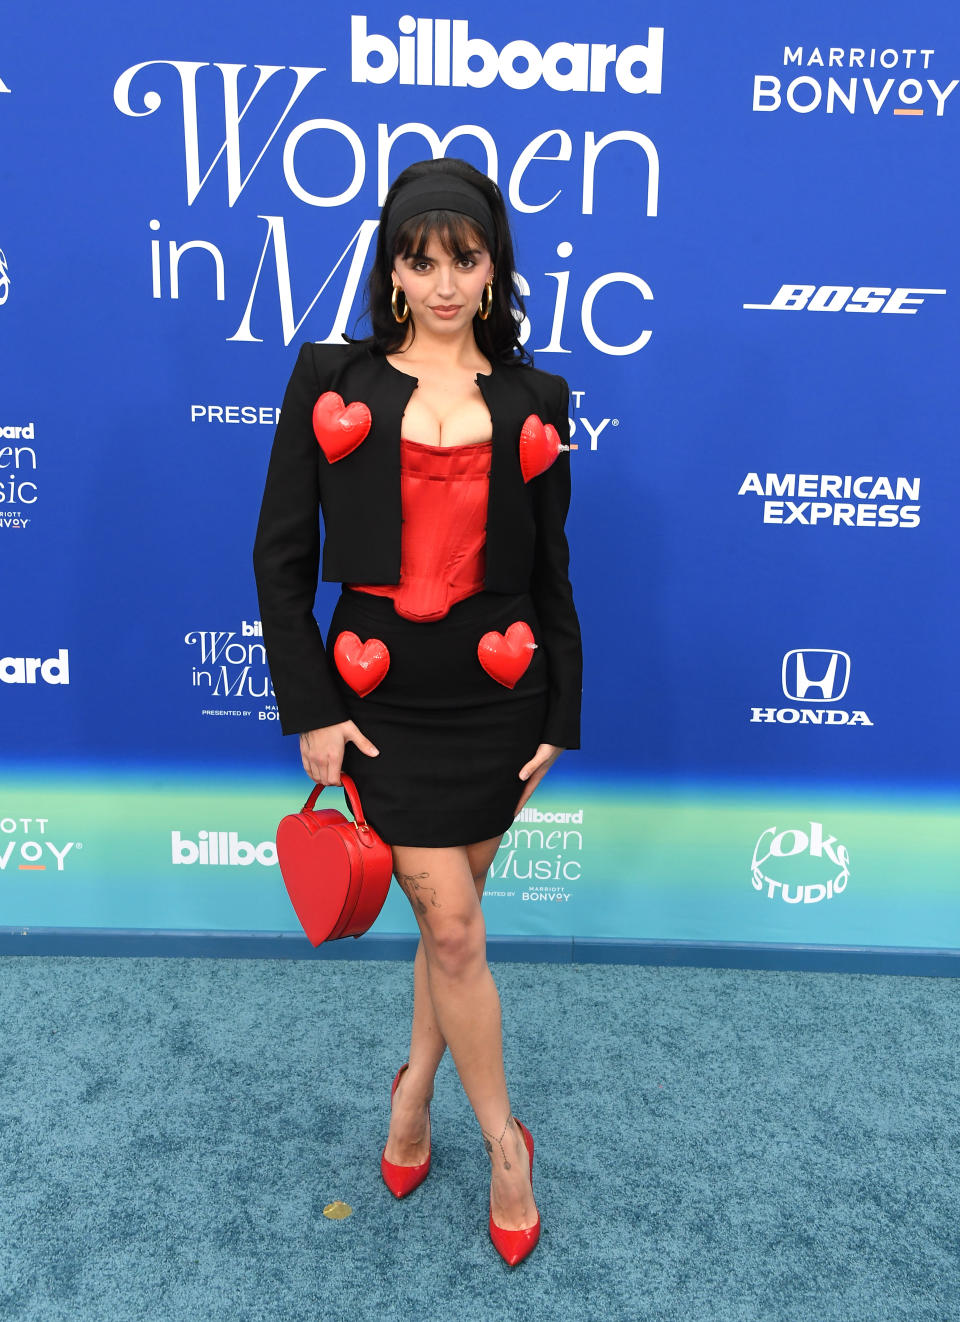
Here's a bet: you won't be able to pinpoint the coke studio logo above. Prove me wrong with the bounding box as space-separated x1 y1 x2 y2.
750 821 850 904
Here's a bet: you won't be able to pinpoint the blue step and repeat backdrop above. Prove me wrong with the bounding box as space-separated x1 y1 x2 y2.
2 0 958 954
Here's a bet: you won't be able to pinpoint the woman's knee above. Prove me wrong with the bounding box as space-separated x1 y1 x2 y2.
390 844 487 974
423 908 486 978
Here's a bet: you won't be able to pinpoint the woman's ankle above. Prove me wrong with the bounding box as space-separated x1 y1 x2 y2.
398 1061 435 1105
482 1115 525 1170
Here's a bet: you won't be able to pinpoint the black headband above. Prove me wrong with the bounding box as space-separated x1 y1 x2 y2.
384 173 496 254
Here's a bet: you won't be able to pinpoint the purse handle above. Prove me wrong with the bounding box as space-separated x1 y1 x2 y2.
302 773 372 834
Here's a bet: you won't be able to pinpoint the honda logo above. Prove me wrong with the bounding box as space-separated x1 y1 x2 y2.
781 649 850 703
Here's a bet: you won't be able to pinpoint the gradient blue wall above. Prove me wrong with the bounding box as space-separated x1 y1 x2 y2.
2 0 958 952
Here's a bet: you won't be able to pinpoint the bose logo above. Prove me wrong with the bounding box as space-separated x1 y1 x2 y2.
1 649 69 685
744 285 946 314
351 16 664 94
782 649 850 703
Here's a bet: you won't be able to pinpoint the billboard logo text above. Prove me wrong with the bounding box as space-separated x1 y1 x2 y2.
1 649 69 685
352 16 663 94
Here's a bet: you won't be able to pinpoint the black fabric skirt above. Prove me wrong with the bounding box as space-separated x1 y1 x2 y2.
324 585 550 847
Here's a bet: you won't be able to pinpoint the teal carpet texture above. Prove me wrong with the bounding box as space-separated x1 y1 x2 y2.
1 954 957 1321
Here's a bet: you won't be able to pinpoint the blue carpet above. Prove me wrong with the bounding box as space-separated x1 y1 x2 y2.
0 955 957 1321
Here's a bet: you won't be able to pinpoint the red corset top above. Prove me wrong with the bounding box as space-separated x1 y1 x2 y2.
348 437 492 621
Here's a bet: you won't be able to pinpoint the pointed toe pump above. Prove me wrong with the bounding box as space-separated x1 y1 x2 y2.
380 1062 431 1198
489 1118 540 1266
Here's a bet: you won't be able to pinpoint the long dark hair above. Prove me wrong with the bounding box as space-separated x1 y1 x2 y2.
353 158 531 366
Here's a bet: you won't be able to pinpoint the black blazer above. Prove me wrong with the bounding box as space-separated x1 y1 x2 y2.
253 340 582 748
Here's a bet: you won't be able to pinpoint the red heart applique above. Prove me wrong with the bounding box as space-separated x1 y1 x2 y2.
477 621 537 689
313 392 372 463
333 631 390 696
519 414 562 483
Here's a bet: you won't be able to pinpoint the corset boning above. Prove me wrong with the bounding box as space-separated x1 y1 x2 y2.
348 437 492 622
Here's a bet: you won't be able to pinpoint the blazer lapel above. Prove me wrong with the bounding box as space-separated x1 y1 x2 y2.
476 364 537 590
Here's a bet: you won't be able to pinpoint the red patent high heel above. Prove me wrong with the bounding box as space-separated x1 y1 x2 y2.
380 1062 431 1198
489 1118 540 1266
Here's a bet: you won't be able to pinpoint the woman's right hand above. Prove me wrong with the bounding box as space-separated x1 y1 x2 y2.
299 721 380 785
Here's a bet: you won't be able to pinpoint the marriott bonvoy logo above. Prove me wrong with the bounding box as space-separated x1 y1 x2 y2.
0 816 81 873
351 16 664 94
753 44 958 117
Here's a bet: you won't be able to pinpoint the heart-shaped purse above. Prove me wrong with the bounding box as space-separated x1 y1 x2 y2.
276 774 393 945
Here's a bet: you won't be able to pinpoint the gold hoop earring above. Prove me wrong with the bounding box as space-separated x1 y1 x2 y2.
478 280 494 321
391 285 410 324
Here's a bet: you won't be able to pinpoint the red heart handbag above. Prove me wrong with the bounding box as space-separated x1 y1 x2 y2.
276 774 393 945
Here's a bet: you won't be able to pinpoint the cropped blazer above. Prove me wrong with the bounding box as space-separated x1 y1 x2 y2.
252 339 582 749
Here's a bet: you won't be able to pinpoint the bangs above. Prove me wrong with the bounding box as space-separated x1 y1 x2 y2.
393 210 490 260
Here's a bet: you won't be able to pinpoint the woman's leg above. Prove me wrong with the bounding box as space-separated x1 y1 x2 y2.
388 840 537 1232
383 834 502 1167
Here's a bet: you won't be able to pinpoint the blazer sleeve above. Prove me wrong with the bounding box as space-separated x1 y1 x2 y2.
528 375 583 749
252 341 350 736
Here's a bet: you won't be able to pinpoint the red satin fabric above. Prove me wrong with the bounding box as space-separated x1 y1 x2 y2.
348 438 492 622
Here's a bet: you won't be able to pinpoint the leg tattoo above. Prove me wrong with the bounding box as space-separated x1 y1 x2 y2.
481 1116 513 1170
397 870 441 915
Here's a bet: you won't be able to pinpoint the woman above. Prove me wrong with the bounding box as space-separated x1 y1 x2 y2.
253 158 582 1266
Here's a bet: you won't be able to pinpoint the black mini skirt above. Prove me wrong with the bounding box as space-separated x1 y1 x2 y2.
324 585 550 848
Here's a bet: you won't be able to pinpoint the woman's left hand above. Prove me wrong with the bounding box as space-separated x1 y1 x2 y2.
514 743 564 815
